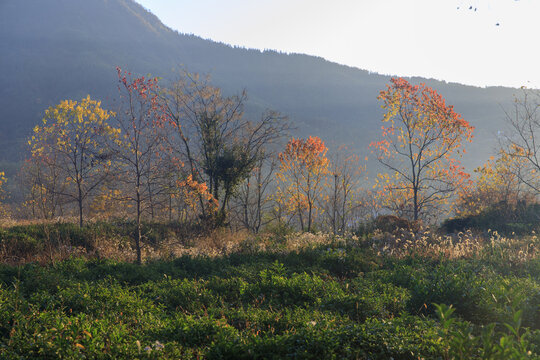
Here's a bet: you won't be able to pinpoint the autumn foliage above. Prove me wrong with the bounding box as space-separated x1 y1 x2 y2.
9 70 540 259
177 174 219 216
28 96 119 227
370 78 474 221
456 151 530 216
276 136 330 231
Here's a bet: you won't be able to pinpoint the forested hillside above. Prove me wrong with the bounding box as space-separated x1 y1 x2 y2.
0 0 519 168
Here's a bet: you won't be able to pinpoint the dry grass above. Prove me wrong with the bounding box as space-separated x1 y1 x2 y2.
1 217 539 266
0 224 255 265
0 217 77 228
370 227 540 262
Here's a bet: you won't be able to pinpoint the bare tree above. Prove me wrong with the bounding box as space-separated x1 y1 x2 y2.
324 148 366 235
112 68 169 264
230 157 277 233
161 71 288 225
19 155 67 220
500 88 540 194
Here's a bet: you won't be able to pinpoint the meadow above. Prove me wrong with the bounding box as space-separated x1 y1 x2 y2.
0 224 539 359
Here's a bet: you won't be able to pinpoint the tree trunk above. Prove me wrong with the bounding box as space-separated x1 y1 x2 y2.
413 186 418 222
307 201 312 232
255 171 263 233
243 183 250 231
135 185 142 265
341 188 347 235
332 174 338 235
79 199 83 228
78 182 84 228
148 182 154 221
168 193 173 222
298 206 305 232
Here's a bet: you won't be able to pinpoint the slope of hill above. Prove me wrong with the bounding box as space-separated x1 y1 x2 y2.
0 0 519 170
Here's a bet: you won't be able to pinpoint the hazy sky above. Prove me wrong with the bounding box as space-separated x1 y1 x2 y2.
136 0 540 89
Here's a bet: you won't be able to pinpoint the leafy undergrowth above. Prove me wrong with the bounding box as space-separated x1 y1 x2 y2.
0 234 539 359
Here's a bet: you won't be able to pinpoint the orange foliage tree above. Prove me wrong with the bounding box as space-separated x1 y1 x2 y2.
176 174 218 218
276 136 330 231
370 78 474 222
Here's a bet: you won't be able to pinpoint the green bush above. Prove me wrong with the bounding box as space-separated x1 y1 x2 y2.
0 232 539 358
442 201 540 235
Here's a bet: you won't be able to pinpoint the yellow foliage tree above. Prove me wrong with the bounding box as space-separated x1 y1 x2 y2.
29 95 119 227
456 151 530 216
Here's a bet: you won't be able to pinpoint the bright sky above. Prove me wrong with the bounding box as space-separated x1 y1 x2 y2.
136 0 540 89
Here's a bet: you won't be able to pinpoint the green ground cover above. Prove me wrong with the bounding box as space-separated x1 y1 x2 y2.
0 233 539 359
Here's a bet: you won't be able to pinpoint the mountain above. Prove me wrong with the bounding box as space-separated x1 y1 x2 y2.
0 0 520 172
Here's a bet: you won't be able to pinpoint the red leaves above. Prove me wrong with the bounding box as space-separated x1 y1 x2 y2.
372 78 475 220
116 66 166 125
376 77 474 148
379 78 474 136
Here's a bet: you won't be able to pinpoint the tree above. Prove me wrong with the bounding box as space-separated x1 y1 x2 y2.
176 174 219 222
500 88 540 194
161 71 288 224
20 155 67 220
230 157 277 233
112 68 169 264
29 96 119 227
276 136 330 232
0 171 6 217
370 78 474 222
324 148 366 235
456 151 529 217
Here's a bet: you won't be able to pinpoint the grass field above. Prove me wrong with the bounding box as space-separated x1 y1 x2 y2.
0 227 539 359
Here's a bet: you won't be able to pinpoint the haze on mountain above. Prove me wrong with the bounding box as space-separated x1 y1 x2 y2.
0 0 520 174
